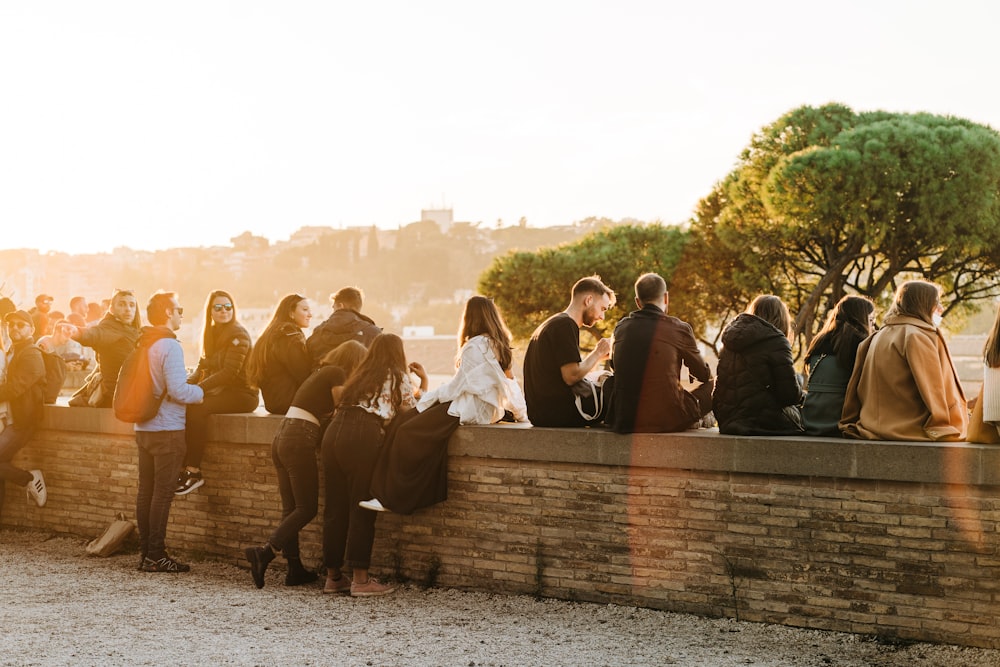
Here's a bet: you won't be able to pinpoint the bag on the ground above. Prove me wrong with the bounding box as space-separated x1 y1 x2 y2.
85 512 135 557
40 348 67 404
113 343 164 423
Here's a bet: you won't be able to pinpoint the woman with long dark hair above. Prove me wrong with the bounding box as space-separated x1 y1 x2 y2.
244 341 367 589
363 295 527 515
69 289 142 407
246 294 313 415
713 294 805 435
321 333 427 597
969 304 1000 443
841 280 967 441
175 290 259 495
800 295 875 436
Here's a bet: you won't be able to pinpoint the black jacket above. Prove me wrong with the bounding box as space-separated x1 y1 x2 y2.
191 321 255 395
0 339 45 428
609 304 712 433
259 323 311 415
714 313 803 435
74 314 140 407
306 309 380 365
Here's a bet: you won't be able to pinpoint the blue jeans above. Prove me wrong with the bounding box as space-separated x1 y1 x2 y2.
135 430 186 560
0 424 36 521
269 418 321 559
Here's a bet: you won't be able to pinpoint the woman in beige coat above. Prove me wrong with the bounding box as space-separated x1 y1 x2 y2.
840 280 967 441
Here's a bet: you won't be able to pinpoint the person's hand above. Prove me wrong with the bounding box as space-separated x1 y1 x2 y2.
594 337 612 360
409 361 427 380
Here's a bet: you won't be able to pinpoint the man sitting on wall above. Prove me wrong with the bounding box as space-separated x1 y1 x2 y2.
523 276 614 427
608 273 714 433
0 310 48 519
306 286 381 365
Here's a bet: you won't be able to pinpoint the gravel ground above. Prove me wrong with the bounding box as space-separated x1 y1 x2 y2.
2 528 999 667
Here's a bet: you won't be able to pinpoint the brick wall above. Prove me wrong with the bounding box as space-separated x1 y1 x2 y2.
3 406 1000 648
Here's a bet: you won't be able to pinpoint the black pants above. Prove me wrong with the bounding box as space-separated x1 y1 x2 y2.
269 418 321 560
184 387 259 468
370 402 460 515
321 408 385 571
135 430 185 560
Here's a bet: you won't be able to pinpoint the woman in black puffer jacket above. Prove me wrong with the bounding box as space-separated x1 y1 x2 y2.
714 295 804 436
175 290 260 495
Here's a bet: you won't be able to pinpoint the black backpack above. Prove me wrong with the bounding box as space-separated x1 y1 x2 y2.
113 330 173 423
40 349 67 405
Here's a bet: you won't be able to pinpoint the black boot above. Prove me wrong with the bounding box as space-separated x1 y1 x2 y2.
245 544 275 589
285 557 318 586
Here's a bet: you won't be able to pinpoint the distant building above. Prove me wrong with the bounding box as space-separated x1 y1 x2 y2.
403 325 435 338
421 208 454 233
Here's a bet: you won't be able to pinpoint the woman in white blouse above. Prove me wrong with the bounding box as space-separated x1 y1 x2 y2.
363 295 527 515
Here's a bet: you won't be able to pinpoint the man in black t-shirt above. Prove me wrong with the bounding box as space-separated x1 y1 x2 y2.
523 276 614 427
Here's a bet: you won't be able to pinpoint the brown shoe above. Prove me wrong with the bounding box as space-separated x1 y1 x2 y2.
323 574 352 595
350 577 396 597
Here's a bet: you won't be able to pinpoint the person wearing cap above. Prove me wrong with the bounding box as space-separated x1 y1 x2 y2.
0 310 48 520
29 294 54 341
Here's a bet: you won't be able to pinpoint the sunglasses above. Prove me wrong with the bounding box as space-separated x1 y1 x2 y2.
8 321 32 329
212 303 234 312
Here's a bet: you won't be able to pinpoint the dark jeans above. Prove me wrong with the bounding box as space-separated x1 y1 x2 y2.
136 430 186 560
269 417 321 560
184 388 259 468
0 425 36 520
321 407 385 571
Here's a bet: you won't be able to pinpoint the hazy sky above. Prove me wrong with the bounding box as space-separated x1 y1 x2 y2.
2 1 998 254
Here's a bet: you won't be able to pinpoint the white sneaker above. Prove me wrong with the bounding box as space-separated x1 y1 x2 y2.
26 470 47 507
358 498 388 512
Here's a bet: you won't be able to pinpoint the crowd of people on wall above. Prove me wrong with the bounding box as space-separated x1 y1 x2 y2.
0 273 989 593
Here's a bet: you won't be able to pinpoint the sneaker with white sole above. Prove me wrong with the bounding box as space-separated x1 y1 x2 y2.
350 577 396 597
358 498 388 512
26 470 47 507
175 470 204 496
140 555 191 573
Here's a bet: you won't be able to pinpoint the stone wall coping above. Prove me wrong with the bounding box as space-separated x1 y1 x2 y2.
41 404 1000 487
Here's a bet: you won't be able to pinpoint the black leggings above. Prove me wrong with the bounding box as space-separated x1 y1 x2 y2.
184 387 259 468
321 408 385 570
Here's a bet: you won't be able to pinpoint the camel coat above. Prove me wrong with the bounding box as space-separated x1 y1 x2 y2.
840 314 967 441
